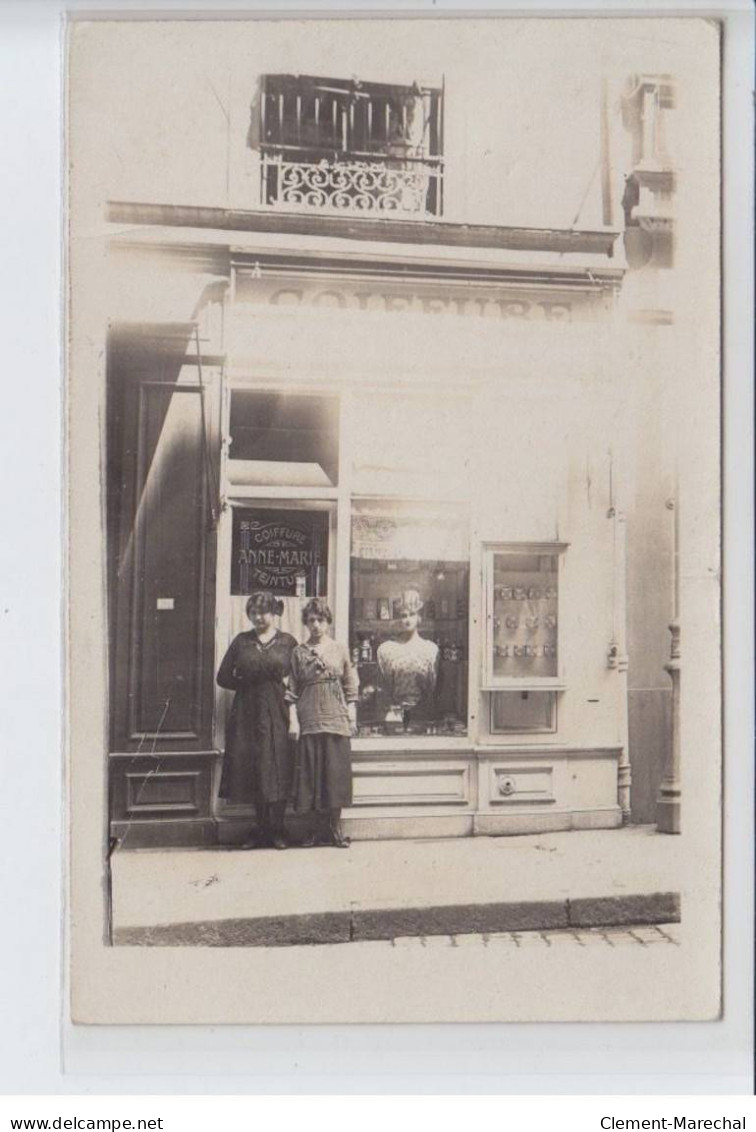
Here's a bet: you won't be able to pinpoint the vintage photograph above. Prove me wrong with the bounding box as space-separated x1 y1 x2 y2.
67 16 721 1023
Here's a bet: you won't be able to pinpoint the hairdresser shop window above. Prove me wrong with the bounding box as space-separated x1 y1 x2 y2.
350 500 469 737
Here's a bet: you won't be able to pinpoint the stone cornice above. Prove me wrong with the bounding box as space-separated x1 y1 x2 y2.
230 250 623 294
107 200 621 259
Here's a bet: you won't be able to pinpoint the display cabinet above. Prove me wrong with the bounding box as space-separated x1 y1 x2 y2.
483 544 567 690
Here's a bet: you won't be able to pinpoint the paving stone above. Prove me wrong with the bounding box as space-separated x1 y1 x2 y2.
509 931 550 948
627 926 671 945
601 929 638 946
541 930 586 947
570 929 612 946
655 923 682 945
576 927 612 943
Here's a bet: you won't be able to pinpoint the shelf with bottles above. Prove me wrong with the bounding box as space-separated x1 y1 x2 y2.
351 601 468 625
349 631 466 669
351 560 468 608
354 715 469 739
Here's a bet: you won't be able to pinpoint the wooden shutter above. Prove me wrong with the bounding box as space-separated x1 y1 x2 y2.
107 327 219 754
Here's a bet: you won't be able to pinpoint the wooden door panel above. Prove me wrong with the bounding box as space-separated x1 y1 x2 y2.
108 329 219 754
131 384 209 741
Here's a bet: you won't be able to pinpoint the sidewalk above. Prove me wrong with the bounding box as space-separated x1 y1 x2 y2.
112 824 682 946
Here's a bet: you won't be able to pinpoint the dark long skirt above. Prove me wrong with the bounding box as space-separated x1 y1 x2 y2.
219 683 293 807
292 733 353 812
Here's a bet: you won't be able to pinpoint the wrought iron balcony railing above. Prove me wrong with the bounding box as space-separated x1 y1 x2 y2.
257 76 444 219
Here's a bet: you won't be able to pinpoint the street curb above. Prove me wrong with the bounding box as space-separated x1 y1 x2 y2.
567 892 680 928
113 891 681 947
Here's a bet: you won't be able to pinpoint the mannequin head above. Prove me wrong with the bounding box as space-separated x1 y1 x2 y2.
397 590 423 635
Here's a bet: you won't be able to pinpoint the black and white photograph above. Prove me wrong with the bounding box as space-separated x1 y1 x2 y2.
66 15 722 1025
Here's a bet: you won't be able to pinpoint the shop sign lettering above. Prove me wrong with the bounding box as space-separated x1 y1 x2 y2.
235 274 576 321
265 287 572 322
231 509 329 596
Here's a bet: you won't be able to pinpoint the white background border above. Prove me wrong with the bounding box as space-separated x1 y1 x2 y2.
0 0 752 1095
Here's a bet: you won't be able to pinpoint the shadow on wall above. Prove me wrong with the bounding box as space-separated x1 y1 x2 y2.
628 688 672 823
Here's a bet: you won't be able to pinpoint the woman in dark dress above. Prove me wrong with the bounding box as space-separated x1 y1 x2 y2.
217 592 298 849
287 598 359 848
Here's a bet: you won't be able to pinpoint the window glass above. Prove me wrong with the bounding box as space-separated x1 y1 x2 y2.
260 75 441 158
350 501 469 737
491 552 559 679
491 691 556 733
259 76 443 216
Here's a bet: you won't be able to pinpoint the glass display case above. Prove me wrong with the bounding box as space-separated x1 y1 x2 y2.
350 501 469 737
483 545 566 689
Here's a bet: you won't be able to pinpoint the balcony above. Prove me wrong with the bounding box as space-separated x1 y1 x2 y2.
260 150 443 219
258 75 444 219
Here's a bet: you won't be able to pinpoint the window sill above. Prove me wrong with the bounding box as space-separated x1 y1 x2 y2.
352 736 471 754
482 680 567 691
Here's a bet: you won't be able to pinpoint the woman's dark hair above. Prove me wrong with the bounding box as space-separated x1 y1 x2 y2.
246 591 284 619
301 597 333 625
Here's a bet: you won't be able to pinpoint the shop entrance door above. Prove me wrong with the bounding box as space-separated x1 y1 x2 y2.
213 501 336 841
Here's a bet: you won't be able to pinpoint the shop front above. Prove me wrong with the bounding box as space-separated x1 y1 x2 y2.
106 216 630 848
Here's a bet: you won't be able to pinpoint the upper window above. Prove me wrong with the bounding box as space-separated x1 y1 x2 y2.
228 391 339 487
258 74 444 218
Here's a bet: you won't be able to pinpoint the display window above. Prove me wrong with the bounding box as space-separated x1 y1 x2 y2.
350 500 469 736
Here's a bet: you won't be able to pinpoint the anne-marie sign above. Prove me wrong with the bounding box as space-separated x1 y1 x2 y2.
232 509 329 596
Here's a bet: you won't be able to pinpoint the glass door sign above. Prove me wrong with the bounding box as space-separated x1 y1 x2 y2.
231 508 329 596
